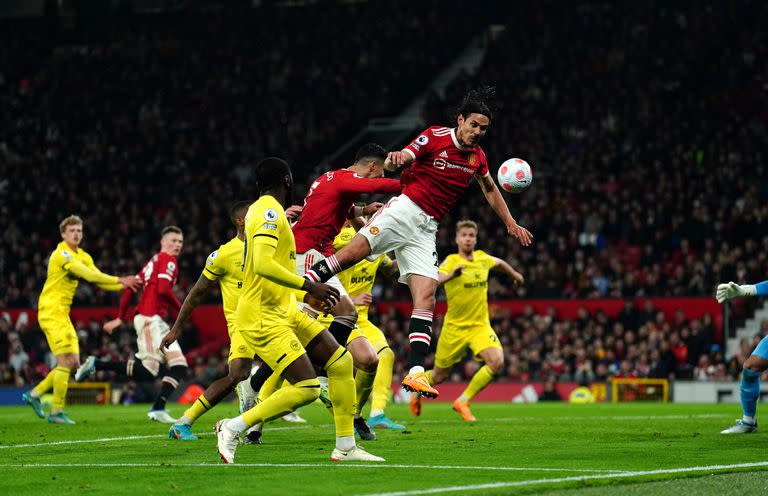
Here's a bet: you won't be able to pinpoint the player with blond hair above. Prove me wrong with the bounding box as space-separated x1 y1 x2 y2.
411 220 524 421
23 215 140 424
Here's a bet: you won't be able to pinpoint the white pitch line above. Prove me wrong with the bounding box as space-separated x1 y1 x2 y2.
413 414 729 424
358 461 768 496
0 425 310 450
1 462 626 473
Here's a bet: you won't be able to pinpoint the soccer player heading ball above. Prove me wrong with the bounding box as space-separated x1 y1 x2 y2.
304 86 533 399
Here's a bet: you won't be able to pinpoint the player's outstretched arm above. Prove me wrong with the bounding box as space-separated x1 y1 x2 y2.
716 280 768 303
492 257 525 286
161 274 215 350
384 150 415 171
475 172 533 247
65 259 141 290
251 241 340 307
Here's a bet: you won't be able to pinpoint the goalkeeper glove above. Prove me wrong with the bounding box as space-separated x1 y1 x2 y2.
715 281 756 303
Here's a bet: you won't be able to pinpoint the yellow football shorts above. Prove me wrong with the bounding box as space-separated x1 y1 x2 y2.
229 306 325 376
434 322 502 370
38 312 79 356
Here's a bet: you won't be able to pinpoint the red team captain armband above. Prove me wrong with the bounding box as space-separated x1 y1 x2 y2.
400 126 489 221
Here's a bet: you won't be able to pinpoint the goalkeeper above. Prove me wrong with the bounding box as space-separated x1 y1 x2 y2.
717 280 768 434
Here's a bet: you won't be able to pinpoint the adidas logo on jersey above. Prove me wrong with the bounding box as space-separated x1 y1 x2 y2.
439 151 449 158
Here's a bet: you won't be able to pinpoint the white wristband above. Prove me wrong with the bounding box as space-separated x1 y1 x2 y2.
353 205 365 218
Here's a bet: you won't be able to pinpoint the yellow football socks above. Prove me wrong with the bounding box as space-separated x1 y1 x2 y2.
242 377 320 428
354 369 376 416
370 346 394 414
325 346 355 437
32 369 56 397
462 365 496 401
183 394 211 423
258 371 284 402
51 366 71 410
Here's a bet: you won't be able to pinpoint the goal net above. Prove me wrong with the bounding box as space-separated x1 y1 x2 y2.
66 382 111 405
610 378 669 403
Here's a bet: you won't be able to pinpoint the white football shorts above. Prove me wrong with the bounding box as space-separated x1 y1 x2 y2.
358 194 439 283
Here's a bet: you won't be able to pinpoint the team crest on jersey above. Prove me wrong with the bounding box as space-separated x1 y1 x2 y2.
416 135 429 146
370 226 380 235
264 209 278 222
468 153 477 165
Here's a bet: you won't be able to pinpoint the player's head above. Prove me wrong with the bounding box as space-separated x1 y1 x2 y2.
352 143 388 178
230 200 251 230
160 226 184 256
59 215 84 246
255 157 293 206
455 219 478 253
455 86 494 147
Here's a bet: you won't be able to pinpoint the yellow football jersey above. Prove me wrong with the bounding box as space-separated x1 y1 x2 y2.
439 250 496 327
38 241 118 316
333 226 392 317
236 195 298 330
202 236 244 332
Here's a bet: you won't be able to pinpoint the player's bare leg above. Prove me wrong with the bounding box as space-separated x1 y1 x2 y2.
401 274 439 398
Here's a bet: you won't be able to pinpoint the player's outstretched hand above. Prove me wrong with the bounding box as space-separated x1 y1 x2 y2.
362 202 384 216
305 281 340 309
384 151 408 170
353 293 373 306
716 281 748 303
511 270 525 286
508 223 533 247
452 265 465 279
160 327 181 351
103 318 123 335
285 205 303 221
119 275 142 291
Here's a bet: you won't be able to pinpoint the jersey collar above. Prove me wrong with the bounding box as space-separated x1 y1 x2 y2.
451 128 473 151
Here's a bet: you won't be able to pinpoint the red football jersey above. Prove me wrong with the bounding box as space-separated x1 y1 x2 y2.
293 168 402 256
135 251 180 317
402 126 489 220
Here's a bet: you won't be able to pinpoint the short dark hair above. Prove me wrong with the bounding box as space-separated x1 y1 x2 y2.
230 200 251 226
255 157 291 193
354 143 387 164
457 85 496 120
161 225 183 237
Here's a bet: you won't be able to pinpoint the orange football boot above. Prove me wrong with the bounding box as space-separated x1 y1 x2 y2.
401 372 439 399
409 392 422 416
452 399 477 421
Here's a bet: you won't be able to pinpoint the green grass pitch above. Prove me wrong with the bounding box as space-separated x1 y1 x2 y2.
1 401 767 495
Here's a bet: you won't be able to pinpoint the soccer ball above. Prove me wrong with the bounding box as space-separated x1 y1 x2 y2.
497 158 532 193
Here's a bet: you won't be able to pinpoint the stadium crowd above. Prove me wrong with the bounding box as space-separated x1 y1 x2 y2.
2 1 768 390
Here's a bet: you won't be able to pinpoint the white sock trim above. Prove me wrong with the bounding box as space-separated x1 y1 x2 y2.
336 435 355 451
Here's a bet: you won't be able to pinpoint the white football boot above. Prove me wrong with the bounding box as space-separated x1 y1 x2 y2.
215 420 240 464
147 409 177 424
281 411 307 423
330 446 385 462
720 420 758 434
